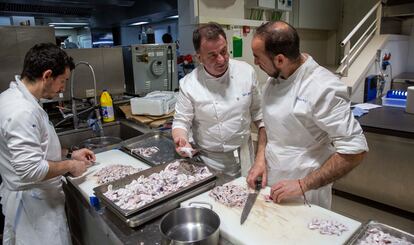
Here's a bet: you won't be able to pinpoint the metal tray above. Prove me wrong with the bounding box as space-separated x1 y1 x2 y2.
122 131 179 166
113 179 216 227
346 220 414 244
93 160 216 217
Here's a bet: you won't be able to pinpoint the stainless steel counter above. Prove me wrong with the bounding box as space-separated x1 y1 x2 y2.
334 102 414 215
63 170 233 245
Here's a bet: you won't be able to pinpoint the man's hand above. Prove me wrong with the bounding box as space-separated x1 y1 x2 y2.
68 160 89 177
270 179 302 203
247 159 267 188
174 137 194 157
72 148 95 166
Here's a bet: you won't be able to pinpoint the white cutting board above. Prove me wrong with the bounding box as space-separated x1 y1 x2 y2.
182 177 361 245
68 149 150 203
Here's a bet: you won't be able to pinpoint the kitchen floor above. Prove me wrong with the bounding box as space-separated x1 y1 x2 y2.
331 194 414 234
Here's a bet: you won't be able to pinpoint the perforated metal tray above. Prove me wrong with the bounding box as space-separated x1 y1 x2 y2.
346 220 414 244
122 131 179 166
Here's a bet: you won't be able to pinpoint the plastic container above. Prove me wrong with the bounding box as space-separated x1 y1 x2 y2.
100 90 115 122
381 95 406 108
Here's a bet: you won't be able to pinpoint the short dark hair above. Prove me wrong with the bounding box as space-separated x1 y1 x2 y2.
21 43 75 83
254 21 300 61
193 22 226 53
162 33 173 43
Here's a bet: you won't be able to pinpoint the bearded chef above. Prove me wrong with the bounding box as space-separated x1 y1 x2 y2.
247 21 369 209
0 43 95 244
172 22 267 177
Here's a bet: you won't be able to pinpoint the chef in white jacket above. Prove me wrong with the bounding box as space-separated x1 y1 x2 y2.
247 21 368 209
172 22 267 176
0 43 95 245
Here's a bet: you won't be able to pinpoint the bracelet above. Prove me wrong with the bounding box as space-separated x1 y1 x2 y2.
298 179 311 207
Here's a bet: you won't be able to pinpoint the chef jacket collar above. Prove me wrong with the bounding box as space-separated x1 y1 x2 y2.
273 54 310 85
202 64 230 83
13 75 41 105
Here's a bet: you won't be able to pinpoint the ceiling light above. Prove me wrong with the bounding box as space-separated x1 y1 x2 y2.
49 22 89 26
167 15 179 19
130 21 149 26
53 26 75 29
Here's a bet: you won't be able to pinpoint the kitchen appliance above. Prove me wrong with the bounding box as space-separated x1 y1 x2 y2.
123 44 178 96
240 177 261 225
160 202 220 245
130 91 176 116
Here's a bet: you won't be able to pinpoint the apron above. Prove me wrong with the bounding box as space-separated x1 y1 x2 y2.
199 135 253 177
1 89 71 245
264 64 334 209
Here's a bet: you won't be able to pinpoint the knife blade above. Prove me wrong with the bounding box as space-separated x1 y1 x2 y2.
240 177 262 225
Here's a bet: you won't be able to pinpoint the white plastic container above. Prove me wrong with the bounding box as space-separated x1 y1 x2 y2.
130 91 176 116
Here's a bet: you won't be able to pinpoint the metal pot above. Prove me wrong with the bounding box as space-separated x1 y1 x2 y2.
160 202 220 245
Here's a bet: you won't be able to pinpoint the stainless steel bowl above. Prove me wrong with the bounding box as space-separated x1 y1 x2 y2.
79 136 122 150
160 203 220 245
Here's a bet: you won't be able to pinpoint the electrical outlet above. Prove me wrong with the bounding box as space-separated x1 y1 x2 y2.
85 89 95 98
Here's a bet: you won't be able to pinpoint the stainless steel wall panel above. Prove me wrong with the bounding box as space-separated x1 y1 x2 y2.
0 27 18 58
64 47 125 99
334 132 414 213
15 26 55 57
0 26 55 93
101 47 125 95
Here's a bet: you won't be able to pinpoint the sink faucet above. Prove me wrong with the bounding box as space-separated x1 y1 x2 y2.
70 61 102 133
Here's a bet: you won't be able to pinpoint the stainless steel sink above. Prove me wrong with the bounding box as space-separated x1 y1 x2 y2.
57 120 146 149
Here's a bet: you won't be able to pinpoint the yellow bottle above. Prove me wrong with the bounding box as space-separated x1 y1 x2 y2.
100 89 115 122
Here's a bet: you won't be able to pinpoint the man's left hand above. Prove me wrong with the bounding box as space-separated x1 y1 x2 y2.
270 179 302 203
72 148 96 166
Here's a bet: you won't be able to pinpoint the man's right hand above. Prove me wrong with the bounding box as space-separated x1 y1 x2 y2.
247 159 267 189
68 160 89 177
174 137 194 157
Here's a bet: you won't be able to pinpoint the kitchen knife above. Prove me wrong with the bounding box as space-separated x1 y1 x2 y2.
240 177 262 225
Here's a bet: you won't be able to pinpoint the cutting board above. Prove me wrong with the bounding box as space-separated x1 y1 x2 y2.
68 149 150 203
181 177 361 245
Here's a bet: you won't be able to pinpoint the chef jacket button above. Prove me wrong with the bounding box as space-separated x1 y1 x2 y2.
236 97 239 101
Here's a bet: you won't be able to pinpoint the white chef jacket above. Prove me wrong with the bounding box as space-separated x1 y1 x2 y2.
173 59 263 175
0 76 71 245
263 55 368 209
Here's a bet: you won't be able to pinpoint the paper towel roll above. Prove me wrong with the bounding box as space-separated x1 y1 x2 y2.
406 86 414 114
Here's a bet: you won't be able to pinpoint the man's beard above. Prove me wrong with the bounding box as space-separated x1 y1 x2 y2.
270 62 280 79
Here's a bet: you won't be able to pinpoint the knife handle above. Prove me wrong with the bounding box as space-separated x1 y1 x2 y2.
255 176 262 191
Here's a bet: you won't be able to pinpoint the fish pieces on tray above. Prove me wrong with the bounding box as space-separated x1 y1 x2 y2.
356 228 413 245
209 184 249 208
130 146 160 158
94 165 143 184
104 160 212 210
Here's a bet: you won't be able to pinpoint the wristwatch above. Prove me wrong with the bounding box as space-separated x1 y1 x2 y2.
66 149 73 159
